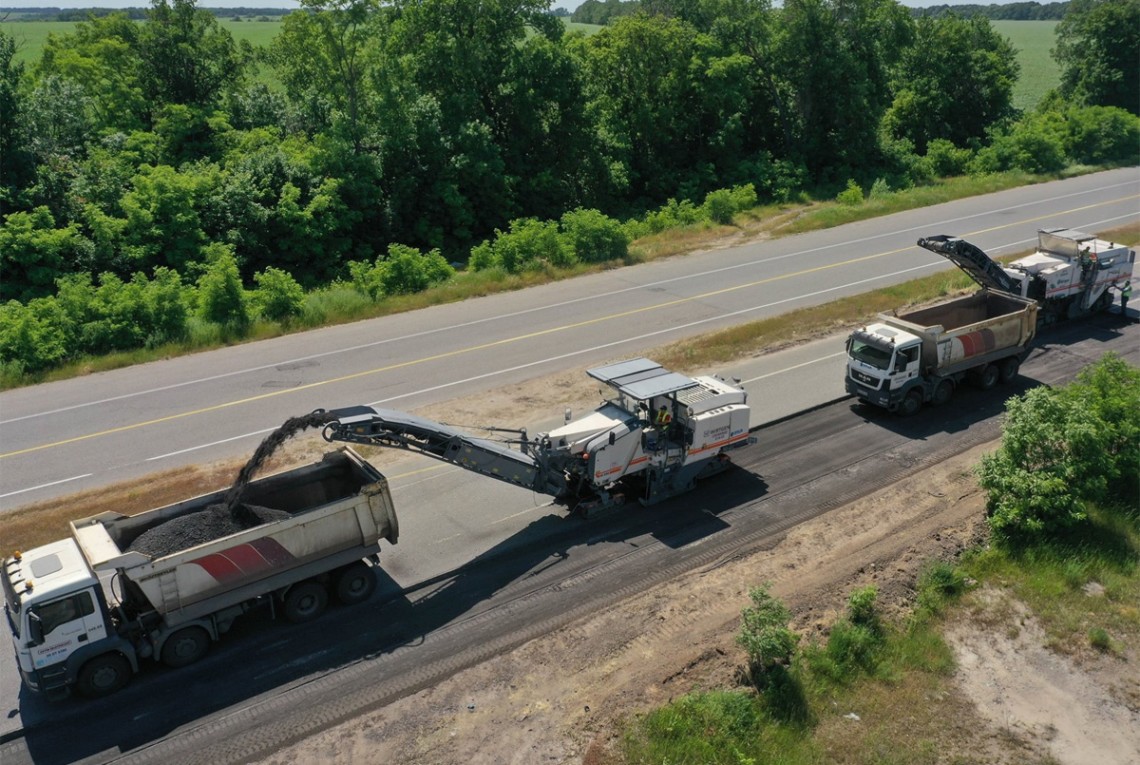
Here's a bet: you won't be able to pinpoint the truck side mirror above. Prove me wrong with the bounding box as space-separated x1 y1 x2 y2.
27 610 44 646
608 432 616 445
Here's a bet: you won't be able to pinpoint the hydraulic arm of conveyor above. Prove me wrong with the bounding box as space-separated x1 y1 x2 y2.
917 235 1022 294
321 406 566 497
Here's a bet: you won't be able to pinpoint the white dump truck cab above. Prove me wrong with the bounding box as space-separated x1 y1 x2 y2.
845 324 924 411
3 539 133 698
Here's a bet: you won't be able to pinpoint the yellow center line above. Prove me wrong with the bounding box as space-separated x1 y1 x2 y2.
4 193 1136 460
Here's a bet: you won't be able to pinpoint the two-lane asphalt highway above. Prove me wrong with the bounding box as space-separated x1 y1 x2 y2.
1 168 1137 508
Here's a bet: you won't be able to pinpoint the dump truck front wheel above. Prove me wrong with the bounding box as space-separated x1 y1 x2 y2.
77 653 132 698
898 389 923 417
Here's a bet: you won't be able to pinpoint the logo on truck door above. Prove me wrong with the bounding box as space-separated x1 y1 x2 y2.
190 538 296 584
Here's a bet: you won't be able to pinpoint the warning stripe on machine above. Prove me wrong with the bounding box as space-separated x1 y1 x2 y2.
190 538 295 583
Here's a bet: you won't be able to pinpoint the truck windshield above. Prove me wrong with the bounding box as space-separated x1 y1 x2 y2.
849 340 892 370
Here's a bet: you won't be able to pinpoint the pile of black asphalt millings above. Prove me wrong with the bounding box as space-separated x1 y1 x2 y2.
127 411 336 557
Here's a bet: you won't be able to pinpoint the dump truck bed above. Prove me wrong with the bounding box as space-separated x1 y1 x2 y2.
883 290 1038 373
70 448 397 623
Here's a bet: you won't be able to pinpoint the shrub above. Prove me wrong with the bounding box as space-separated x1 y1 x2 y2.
144 267 190 346
559 208 629 263
836 179 864 205
923 138 973 177
916 560 968 618
702 188 738 224
0 298 71 374
736 585 799 687
380 244 454 294
1088 627 1111 652
868 178 892 201
197 245 250 332
1062 105 1140 165
468 218 572 273
253 267 305 323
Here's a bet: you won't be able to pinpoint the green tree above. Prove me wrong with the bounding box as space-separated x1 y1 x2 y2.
777 0 912 179
269 0 381 153
0 207 92 302
978 354 1140 539
576 13 729 203
884 14 1019 155
1054 0 1140 115
138 0 244 110
119 163 209 274
35 12 148 133
1 32 35 215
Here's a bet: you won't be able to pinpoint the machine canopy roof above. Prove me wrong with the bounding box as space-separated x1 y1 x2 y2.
587 358 698 401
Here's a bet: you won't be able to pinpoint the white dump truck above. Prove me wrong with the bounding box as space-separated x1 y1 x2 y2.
3 447 398 699
845 289 1038 415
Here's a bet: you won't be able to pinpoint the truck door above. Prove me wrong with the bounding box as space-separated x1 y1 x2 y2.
27 589 106 670
889 345 921 390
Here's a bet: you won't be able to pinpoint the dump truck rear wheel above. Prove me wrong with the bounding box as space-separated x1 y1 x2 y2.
77 653 131 698
975 364 999 390
284 581 328 623
161 626 210 668
335 562 376 605
898 390 923 417
932 380 954 406
998 357 1020 383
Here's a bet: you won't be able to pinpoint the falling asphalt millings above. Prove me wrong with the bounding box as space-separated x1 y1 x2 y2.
128 411 336 557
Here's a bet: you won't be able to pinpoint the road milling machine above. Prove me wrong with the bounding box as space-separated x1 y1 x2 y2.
917 228 1134 323
322 358 753 515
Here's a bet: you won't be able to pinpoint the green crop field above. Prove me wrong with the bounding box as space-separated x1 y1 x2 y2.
2 17 1058 113
1 18 284 65
993 20 1061 112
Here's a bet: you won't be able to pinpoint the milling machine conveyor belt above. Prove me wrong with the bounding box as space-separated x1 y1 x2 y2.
322 406 561 496
917 235 1022 295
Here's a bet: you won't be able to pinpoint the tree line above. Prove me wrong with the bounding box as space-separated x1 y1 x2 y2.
1 0 1137 380
571 0 1077 24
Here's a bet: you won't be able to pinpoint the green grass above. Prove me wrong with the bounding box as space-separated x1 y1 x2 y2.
993 20 1061 112
622 501 1140 763
958 505 1140 656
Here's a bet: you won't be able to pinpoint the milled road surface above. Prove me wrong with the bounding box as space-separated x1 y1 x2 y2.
1 313 1133 765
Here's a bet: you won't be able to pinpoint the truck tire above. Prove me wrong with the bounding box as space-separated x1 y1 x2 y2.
932 380 954 406
283 581 328 623
974 364 999 390
335 562 377 605
77 653 131 698
998 357 1020 384
897 389 923 417
161 626 211 668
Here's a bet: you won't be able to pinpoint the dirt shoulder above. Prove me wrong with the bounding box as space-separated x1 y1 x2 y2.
258 437 1137 765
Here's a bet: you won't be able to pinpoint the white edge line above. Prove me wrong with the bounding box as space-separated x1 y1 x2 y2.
147 429 276 461
742 352 848 384
0 473 93 499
